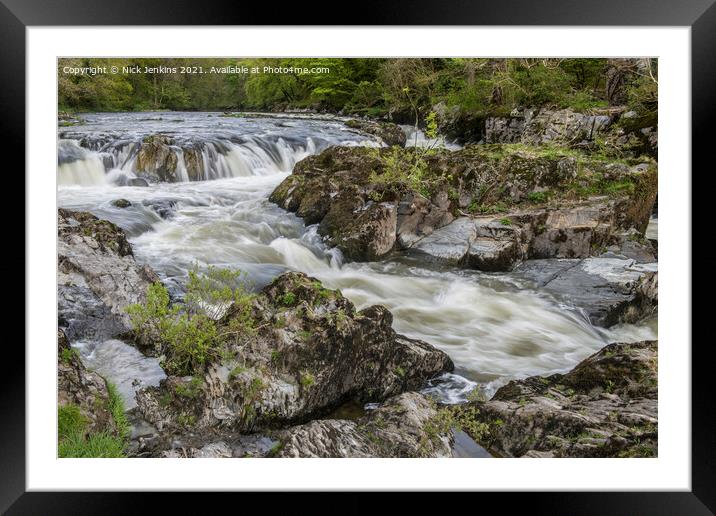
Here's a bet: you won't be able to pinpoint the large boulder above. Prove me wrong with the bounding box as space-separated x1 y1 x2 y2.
135 272 453 437
134 135 211 182
270 145 657 269
276 392 453 458
460 341 658 458
58 209 159 341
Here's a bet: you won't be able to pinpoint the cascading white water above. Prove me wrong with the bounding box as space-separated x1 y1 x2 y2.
58 140 107 186
58 112 371 185
400 124 463 150
59 111 657 405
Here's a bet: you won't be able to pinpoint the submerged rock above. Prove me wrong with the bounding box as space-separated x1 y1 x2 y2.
344 119 407 147
275 392 453 458
58 209 159 340
461 341 658 458
111 198 132 208
135 272 453 438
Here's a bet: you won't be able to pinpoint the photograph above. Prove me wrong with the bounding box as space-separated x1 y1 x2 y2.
55 57 660 459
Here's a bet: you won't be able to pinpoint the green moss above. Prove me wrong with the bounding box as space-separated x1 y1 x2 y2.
300 371 315 388
60 347 79 364
280 292 297 306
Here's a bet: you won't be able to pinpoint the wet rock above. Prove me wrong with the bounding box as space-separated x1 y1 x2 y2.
58 209 160 339
135 272 453 438
112 199 132 208
142 199 179 220
128 178 150 187
462 341 657 458
344 119 407 147
58 329 120 436
468 219 524 271
135 135 179 182
58 284 127 341
275 392 453 458
514 257 657 327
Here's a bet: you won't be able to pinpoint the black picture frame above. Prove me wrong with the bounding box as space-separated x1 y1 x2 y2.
6 0 713 512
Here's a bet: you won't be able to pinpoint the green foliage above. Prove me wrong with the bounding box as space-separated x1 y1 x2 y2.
527 191 550 203
422 404 490 449
60 346 79 364
186 264 254 321
58 404 87 440
173 376 204 399
58 58 638 123
57 400 127 458
126 266 257 376
280 292 297 307
106 381 130 440
59 431 126 458
369 112 441 198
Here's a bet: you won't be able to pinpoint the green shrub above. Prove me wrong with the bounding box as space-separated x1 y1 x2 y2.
126 265 257 376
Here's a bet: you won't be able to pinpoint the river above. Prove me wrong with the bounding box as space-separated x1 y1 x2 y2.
58 111 657 409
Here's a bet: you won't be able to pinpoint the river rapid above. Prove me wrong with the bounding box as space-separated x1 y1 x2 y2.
58 112 657 408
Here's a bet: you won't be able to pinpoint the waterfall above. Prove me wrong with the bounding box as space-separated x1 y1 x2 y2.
57 113 378 186
57 140 108 186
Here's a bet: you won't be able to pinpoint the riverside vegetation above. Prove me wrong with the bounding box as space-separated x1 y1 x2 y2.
57 58 658 458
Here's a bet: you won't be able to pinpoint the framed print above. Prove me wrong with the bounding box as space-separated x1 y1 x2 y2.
6 0 713 512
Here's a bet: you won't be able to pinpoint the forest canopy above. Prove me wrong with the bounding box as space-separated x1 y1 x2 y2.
58 57 657 121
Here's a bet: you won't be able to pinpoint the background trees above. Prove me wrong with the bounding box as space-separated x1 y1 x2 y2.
58 57 656 121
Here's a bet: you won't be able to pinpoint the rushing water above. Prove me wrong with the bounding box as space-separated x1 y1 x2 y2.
59 112 657 406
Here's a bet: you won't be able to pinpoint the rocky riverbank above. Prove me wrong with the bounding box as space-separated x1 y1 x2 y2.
459 340 658 458
58 208 458 457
